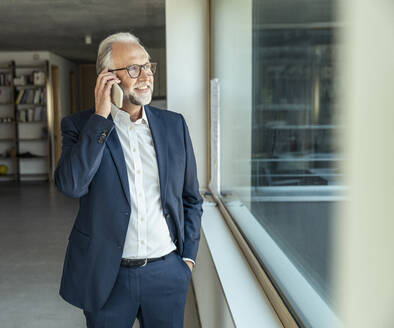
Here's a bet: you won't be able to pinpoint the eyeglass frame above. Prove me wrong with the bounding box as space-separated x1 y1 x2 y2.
108 62 157 79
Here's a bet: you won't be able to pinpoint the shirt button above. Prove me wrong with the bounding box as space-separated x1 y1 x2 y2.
133 148 136 152
140 240 144 245
141 217 144 222
138 192 142 197
130 126 133 130
137 170 140 174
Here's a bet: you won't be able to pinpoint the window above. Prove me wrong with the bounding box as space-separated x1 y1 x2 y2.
210 0 343 326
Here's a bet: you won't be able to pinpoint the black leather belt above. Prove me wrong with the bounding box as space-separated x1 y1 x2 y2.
120 250 176 268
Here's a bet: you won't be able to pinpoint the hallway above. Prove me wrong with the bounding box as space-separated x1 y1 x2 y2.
0 182 200 328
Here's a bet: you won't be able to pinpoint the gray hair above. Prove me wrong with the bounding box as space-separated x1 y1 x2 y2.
96 32 150 74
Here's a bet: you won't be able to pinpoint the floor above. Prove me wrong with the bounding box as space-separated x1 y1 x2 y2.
0 181 201 328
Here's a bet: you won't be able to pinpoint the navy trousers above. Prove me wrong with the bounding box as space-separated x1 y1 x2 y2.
83 250 192 328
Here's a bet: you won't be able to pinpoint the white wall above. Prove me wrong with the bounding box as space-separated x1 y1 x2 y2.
194 228 236 328
166 0 237 326
210 0 252 204
48 52 77 119
334 0 394 327
166 0 209 190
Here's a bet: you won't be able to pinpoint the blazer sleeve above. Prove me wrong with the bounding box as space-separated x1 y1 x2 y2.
179 114 204 262
54 113 115 198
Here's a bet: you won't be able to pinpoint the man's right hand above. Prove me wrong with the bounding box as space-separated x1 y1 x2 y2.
94 68 121 118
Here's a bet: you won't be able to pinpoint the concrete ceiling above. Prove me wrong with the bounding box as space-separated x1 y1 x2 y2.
0 0 165 64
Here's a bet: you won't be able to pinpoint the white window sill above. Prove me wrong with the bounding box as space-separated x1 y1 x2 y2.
199 198 283 327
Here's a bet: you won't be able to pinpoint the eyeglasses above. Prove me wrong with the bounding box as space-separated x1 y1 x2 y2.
108 62 157 79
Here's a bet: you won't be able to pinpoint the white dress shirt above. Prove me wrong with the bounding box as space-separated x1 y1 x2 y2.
110 104 195 266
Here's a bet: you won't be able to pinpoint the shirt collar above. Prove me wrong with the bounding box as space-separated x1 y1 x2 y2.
110 103 149 126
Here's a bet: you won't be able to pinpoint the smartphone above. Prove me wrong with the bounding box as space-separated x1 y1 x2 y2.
111 82 123 108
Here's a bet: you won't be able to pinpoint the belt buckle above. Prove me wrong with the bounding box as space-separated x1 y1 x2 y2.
140 258 148 267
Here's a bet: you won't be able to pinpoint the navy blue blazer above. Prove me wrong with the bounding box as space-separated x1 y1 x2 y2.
54 105 203 312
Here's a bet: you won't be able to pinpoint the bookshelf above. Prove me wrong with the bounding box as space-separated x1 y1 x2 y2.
0 60 51 182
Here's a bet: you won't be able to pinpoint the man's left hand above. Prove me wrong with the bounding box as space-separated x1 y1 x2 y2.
183 259 193 272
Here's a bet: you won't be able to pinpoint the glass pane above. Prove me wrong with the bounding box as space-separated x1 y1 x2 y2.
212 0 344 326
253 30 342 188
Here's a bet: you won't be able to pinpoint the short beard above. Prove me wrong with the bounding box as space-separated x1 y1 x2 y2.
123 86 153 106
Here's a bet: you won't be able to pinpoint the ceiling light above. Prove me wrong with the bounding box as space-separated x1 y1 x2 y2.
85 34 92 45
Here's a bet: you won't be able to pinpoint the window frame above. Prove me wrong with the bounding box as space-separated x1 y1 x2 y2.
207 187 301 327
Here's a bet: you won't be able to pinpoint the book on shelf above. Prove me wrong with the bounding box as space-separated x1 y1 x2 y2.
0 87 12 103
14 71 46 86
15 88 45 105
15 89 23 104
0 72 11 86
33 106 43 121
33 89 40 104
26 89 34 103
17 106 46 122
33 71 46 85
13 75 27 86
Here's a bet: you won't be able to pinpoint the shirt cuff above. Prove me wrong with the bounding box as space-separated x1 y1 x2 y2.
182 257 195 266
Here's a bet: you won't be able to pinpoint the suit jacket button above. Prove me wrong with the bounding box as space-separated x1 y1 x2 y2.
166 213 170 219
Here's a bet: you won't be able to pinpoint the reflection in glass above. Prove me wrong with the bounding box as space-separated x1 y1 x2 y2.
215 0 344 327
251 26 343 302
252 29 341 188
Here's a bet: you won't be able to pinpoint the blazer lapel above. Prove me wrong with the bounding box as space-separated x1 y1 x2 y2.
106 113 131 208
145 106 168 208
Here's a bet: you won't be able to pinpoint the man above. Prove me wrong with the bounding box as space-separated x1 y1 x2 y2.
54 32 203 328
